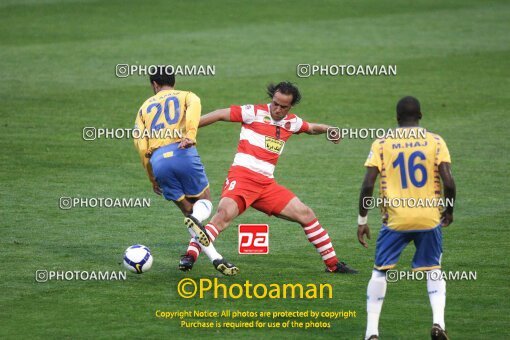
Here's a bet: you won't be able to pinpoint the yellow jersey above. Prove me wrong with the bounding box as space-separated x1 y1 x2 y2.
364 127 451 231
134 89 201 170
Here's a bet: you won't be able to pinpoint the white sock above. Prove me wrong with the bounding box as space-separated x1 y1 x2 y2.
187 228 222 262
366 270 387 339
427 269 446 329
191 199 213 222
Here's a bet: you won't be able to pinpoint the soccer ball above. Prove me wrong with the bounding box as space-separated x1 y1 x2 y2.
123 244 153 274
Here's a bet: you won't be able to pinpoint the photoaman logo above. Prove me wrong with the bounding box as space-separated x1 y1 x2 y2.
238 224 269 254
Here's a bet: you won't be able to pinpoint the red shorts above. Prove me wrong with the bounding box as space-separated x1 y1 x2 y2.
221 167 296 216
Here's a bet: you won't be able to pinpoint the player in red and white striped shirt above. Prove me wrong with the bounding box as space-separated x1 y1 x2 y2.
183 82 357 275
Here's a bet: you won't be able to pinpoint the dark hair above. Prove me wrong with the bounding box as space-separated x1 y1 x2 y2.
266 81 301 106
396 96 421 122
149 67 175 87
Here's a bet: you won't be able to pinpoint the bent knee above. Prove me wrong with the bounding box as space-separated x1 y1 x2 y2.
212 206 236 230
175 200 193 216
298 205 316 224
216 207 231 221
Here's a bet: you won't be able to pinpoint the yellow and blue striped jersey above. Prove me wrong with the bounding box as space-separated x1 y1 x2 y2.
365 127 451 231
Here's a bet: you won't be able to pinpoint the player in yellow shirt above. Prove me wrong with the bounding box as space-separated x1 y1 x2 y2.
357 97 456 340
134 69 238 276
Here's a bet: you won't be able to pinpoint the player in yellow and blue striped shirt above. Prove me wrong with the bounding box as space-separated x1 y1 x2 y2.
133 69 238 276
357 96 456 340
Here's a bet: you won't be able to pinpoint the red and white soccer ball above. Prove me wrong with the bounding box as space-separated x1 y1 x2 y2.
123 245 153 274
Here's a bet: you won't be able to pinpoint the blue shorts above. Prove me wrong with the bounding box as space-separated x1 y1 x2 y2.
374 224 442 271
150 143 209 202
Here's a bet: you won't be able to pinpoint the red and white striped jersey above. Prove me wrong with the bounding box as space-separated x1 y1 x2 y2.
229 104 310 180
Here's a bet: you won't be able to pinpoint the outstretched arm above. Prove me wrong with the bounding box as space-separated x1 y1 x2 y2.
305 123 330 135
199 108 231 128
305 123 340 144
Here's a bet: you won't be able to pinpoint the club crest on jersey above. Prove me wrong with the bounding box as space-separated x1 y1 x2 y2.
265 136 285 154
263 116 271 124
284 122 291 130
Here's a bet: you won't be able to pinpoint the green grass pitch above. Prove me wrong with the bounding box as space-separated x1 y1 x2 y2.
1 0 509 338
